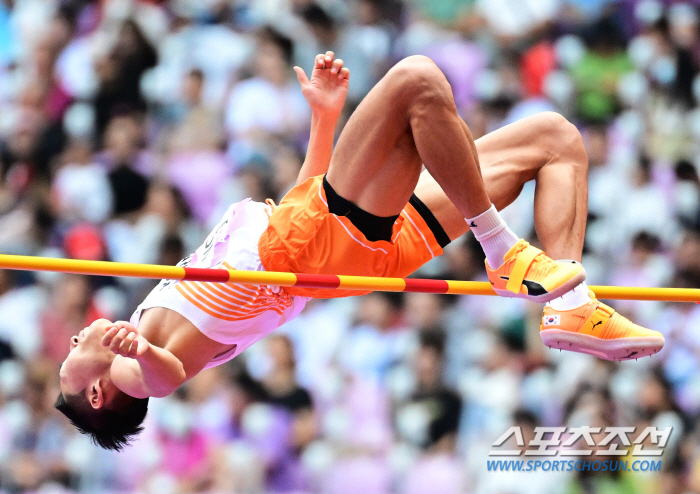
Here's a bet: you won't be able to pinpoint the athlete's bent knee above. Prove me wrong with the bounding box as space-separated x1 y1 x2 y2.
391 55 441 77
537 112 587 170
390 57 450 95
388 56 453 118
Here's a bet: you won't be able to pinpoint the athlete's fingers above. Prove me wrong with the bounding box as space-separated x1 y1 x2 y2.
338 67 350 81
109 328 127 352
109 328 128 353
113 320 137 335
324 51 334 64
331 58 343 74
119 333 136 355
127 339 139 358
315 55 326 69
102 327 118 346
119 332 137 356
293 66 310 88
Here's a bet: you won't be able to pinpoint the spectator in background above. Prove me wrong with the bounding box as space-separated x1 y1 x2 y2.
228 367 310 492
564 383 651 494
610 231 671 324
635 366 686 470
143 182 203 258
404 293 448 331
0 0 17 69
40 274 105 365
570 16 634 123
105 163 152 232
269 142 303 201
0 269 46 360
150 387 216 493
166 68 230 224
98 114 156 179
672 159 700 224
14 14 73 182
260 334 317 484
3 359 72 492
616 156 674 249
157 234 184 268
400 330 464 494
474 0 559 42
2 81 61 187
94 19 157 140
410 330 462 451
441 235 486 282
52 138 113 225
169 68 225 151
225 27 309 161
340 292 410 384
6 1 700 492
300 3 392 104
262 334 313 414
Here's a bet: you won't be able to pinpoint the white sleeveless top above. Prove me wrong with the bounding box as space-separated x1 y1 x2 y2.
130 199 309 369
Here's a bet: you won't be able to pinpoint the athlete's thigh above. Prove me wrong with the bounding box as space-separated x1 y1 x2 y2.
326 68 423 217
415 116 549 240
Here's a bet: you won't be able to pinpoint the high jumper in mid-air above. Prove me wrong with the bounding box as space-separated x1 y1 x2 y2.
55 51 664 451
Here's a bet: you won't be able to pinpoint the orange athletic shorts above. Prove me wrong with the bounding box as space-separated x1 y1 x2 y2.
258 175 449 299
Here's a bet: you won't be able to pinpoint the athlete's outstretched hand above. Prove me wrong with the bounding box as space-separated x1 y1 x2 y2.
102 321 149 359
294 51 350 119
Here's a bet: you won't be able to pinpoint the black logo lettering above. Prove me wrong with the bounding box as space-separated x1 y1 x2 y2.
498 276 548 296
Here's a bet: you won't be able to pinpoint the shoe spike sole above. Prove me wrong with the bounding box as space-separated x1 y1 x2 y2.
541 329 664 361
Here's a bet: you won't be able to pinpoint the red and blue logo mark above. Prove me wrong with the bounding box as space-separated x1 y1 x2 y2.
543 315 561 326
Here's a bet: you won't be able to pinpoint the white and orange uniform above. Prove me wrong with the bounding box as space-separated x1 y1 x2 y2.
130 175 444 369
129 199 309 369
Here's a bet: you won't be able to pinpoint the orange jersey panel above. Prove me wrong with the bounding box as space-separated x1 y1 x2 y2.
258 175 443 298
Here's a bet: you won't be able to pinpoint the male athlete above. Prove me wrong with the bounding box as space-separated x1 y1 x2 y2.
56 52 664 450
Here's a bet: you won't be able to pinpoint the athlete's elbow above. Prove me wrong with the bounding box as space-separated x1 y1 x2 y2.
170 363 187 392
150 381 184 398
151 364 186 398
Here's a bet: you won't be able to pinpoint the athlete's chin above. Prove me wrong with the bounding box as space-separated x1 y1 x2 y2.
86 318 114 337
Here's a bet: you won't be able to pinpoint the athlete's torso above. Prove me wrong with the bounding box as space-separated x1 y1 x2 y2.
130 199 309 370
136 306 232 379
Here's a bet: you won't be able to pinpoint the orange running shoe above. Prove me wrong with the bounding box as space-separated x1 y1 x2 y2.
486 239 586 303
540 293 665 361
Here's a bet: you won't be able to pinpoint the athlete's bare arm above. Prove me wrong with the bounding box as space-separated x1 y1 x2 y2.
294 51 349 185
104 321 186 398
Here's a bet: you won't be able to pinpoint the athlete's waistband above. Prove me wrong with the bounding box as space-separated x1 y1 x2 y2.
322 175 450 247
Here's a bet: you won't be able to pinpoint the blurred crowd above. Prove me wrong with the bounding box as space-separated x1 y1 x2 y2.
2 0 700 492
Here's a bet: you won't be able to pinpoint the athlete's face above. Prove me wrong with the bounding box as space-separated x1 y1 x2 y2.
59 319 117 402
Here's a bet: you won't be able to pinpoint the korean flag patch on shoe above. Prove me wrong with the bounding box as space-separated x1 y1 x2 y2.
543 315 561 326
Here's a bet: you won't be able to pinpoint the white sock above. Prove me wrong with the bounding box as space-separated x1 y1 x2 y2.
466 204 519 268
546 281 591 311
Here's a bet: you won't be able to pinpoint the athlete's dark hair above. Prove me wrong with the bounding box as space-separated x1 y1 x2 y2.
54 391 149 451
